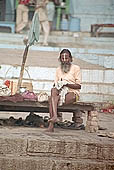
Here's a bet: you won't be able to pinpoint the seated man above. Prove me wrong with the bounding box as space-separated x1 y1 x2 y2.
47 49 82 132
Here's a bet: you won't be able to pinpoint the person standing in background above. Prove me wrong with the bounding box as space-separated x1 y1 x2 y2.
46 0 55 31
35 0 50 46
16 0 30 33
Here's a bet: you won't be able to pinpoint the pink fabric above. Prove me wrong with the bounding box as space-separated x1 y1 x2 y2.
0 91 37 103
0 94 24 103
21 91 38 101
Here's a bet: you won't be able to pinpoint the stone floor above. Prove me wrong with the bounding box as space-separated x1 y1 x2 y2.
0 111 114 170
0 110 114 132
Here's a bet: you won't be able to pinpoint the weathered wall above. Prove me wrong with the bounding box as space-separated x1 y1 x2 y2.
0 64 114 103
70 0 114 31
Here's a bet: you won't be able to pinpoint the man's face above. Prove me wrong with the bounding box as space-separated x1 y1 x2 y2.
60 52 71 64
60 52 71 73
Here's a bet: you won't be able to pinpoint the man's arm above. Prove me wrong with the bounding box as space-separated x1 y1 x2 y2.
65 83 81 89
65 65 81 90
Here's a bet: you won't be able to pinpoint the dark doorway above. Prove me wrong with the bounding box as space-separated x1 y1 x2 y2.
0 0 6 21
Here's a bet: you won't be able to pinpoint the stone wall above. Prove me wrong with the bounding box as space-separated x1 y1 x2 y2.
70 0 114 31
0 64 114 102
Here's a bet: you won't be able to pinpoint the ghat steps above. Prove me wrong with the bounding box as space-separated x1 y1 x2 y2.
0 32 114 102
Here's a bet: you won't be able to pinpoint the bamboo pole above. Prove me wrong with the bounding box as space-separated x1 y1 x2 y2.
17 45 29 93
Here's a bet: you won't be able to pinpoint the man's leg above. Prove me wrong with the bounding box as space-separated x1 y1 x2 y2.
46 88 59 132
48 96 53 118
16 5 29 33
16 4 23 32
65 92 76 105
49 88 60 122
46 96 54 132
72 110 83 127
65 92 84 128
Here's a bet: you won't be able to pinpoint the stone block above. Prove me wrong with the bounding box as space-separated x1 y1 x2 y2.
97 145 114 160
82 70 103 83
85 124 98 133
0 138 27 156
27 67 55 81
104 70 114 83
104 56 114 69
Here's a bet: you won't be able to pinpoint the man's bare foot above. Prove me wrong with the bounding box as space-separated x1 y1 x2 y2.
45 127 54 132
48 117 58 123
45 122 54 132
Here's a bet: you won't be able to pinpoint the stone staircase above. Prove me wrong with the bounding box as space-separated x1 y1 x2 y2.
0 32 114 102
0 32 114 170
0 127 114 170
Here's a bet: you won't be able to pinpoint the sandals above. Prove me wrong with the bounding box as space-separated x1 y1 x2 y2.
55 121 85 130
97 132 114 139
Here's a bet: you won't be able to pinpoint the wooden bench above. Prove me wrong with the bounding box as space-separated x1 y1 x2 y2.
91 24 114 37
0 101 98 132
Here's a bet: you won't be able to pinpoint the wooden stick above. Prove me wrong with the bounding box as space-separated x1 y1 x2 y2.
17 45 29 93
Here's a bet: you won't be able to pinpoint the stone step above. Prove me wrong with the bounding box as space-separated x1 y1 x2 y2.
0 64 114 102
0 44 114 68
0 156 113 170
0 33 114 102
0 127 114 170
0 32 114 68
1 32 114 49
0 32 114 48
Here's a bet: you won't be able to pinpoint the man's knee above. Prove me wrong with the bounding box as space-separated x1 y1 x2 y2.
51 87 59 96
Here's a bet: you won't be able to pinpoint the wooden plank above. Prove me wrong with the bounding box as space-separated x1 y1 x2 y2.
0 101 94 113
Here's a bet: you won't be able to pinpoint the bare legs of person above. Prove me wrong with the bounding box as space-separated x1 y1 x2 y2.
46 88 59 132
46 89 76 132
16 4 29 33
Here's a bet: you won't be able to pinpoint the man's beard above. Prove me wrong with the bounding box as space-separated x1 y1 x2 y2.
61 63 71 73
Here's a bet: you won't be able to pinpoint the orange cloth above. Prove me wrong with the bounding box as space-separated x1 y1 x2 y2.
54 64 81 96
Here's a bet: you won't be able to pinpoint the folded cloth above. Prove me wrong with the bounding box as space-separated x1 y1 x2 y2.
0 85 11 96
54 80 68 106
0 93 24 103
54 80 67 90
27 11 40 46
